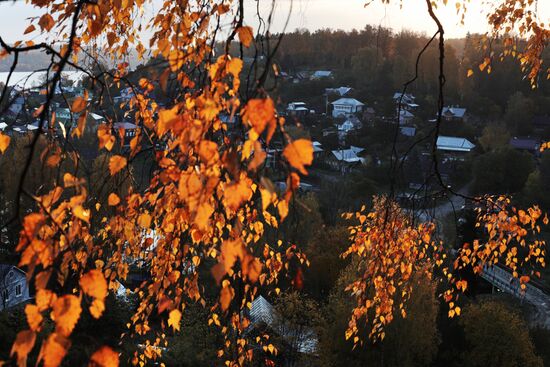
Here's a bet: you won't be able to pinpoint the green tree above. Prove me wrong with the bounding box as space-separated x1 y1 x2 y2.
479 123 510 152
505 92 535 135
318 266 440 367
472 148 534 194
460 301 543 367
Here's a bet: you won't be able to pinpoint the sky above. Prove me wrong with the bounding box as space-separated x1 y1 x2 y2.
0 0 549 42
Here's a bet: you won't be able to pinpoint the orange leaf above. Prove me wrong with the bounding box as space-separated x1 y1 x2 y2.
71 96 86 113
108 155 127 175
24 24 36 34
168 309 181 331
52 295 82 337
25 304 43 331
10 330 36 367
237 26 254 47
282 139 314 175
242 98 276 142
89 345 119 367
220 282 234 311
80 270 108 301
0 132 10 153
97 126 115 151
108 193 121 206
226 58 243 77
38 13 54 32
138 212 152 228
38 333 70 367
198 140 219 165
89 346 119 367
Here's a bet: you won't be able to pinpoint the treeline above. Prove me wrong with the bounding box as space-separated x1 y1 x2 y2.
271 27 550 117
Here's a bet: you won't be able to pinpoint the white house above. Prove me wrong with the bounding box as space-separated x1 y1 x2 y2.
436 136 475 152
331 98 365 118
287 102 309 117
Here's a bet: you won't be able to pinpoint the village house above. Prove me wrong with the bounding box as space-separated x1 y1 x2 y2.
245 295 318 355
509 137 540 154
441 106 467 122
325 86 352 97
331 98 365 118
393 92 419 110
312 141 325 161
398 109 415 125
436 136 475 153
326 147 365 174
311 70 333 80
0 265 31 311
287 102 310 117
114 121 139 146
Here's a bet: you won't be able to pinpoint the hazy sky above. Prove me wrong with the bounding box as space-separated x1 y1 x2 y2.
0 0 549 42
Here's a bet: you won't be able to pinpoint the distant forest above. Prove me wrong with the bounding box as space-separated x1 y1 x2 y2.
268 26 550 117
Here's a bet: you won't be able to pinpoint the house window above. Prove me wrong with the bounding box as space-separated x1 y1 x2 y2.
15 284 22 297
1 289 8 302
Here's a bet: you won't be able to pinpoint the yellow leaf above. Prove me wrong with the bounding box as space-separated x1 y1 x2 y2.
168 309 181 331
237 26 254 47
282 139 314 175
467 69 473 77
108 155 127 176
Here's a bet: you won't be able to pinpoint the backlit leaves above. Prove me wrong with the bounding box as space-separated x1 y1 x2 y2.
89 346 119 367
10 330 36 367
80 270 108 318
108 155 127 176
237 26 254 47
0 132 10 153
283 139 314 175
52 295 82 337
167 310 181 332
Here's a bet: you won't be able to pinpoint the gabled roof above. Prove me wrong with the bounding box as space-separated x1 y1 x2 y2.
442 106 466 118
509 137 540 151
312 141 324 153
400 126 416 136
399 110 414 118
331 149 363 163
393 92 415 104
312 70 332 78
331 98 364 107
0 264 26 280
89 113 104 121
326 87 352 96
436 136 475 152
114 121 138 129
